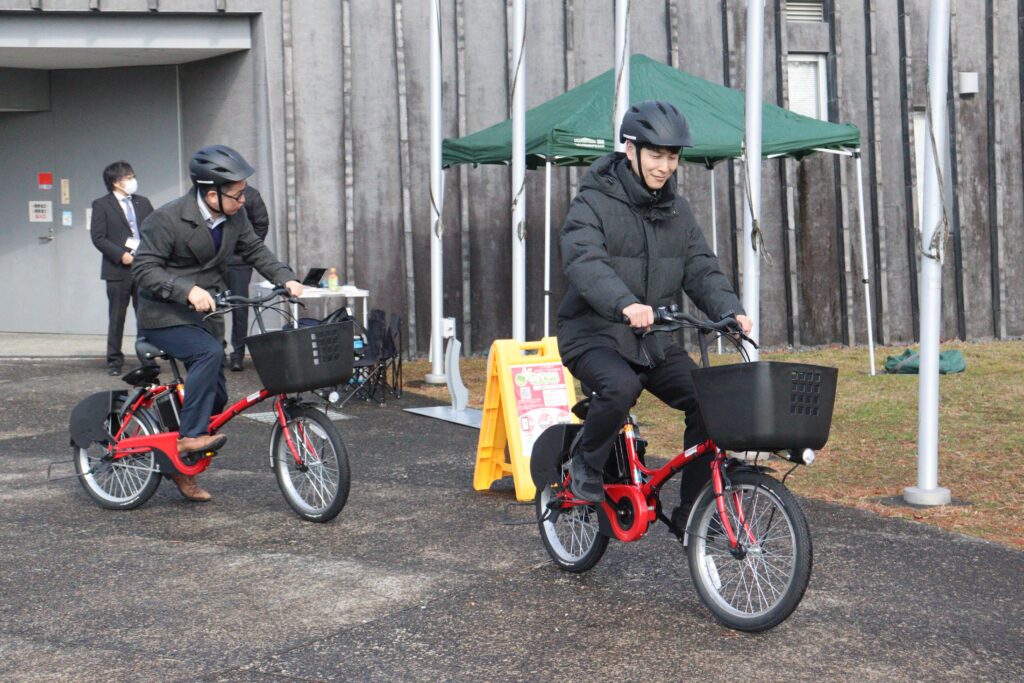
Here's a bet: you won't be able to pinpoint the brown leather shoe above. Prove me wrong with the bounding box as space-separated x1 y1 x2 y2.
177 433 228 455
168 473 212 502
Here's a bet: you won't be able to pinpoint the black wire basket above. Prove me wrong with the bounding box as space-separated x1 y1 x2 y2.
246 321 354 395
691 361 838 452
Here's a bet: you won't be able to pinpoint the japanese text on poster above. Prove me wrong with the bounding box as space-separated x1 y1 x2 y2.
29 201 53 222
509 362 572 458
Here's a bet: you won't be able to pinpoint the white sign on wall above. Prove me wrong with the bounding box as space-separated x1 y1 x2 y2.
29 201 53 223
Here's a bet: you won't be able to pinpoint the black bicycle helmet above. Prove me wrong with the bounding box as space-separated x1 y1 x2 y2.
189 144 255 186
619 100 693 148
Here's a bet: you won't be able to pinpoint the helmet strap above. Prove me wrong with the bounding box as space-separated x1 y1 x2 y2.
215 187 226 215
630 144 655 193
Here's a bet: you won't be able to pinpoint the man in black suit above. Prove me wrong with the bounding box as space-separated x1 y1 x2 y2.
133 145 302 502
224 185 270 371
90 161 154 375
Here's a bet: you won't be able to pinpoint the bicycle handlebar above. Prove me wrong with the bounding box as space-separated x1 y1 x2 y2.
624 306 759 349
213 287 296 308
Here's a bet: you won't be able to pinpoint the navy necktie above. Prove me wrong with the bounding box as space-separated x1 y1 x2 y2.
211 224 223 253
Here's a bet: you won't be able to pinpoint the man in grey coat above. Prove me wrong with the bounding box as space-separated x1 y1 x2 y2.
557 101 752 514
133 145 302 502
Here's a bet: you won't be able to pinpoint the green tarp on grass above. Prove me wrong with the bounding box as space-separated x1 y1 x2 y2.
442 54 861 169
884 349 967 374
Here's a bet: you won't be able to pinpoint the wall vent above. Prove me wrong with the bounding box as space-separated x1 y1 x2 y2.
787 1 825 23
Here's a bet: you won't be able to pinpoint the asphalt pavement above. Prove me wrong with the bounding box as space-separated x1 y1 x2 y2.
0 342 1020 682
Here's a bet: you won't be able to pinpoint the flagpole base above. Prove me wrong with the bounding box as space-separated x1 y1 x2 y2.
903 485 951 507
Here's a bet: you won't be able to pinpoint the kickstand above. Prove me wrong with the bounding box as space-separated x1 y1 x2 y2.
47 458 88 482
501 501 536 526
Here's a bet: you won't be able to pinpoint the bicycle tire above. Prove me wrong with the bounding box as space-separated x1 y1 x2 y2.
686 471 812 632
73 399 162 511
535 457 608 572
270 406 351 523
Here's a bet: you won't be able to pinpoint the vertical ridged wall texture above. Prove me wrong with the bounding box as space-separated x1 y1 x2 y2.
3 0 1023 351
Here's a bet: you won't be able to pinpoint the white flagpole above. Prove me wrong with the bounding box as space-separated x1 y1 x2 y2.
905 0 952 506
614 0 631 152
511 0 527 341
740 0 765 360
426 0 445 383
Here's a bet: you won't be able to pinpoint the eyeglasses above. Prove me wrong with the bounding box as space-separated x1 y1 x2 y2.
220 187 245 202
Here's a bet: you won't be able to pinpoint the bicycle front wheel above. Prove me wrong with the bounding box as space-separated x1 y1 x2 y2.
270 406 350 522
73 400 161 510
687 471 812 632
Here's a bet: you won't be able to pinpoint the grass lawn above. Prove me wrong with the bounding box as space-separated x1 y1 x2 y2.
403 339 1024 549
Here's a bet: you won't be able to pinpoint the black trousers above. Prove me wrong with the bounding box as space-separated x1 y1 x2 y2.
104 277 140 368
567 343 712 507
224 266 253 359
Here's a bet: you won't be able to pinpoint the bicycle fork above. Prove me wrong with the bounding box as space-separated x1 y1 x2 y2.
273 399 315 469
709 453 758 556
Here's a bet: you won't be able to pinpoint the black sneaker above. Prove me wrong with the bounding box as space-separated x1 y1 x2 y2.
569 454 605 503
670 502 691 532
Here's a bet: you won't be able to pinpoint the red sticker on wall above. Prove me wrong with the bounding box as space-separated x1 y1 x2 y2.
38 172 53 190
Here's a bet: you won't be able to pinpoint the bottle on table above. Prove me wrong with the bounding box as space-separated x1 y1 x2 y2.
327 267 340 291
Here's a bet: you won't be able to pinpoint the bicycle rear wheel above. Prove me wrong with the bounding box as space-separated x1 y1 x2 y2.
73 400 161 510
535 458 608 572
687 471 812 632
270 406 350 522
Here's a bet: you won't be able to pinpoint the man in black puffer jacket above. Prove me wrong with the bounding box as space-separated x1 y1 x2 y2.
557 101 752 516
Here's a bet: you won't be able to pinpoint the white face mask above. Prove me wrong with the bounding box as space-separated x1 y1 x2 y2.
121 178 138 196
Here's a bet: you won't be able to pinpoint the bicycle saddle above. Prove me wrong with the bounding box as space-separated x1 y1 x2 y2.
135 338 169 361
571 382 598 419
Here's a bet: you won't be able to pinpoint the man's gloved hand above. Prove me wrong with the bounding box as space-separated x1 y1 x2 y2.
622 303 654 329
188 286 216 313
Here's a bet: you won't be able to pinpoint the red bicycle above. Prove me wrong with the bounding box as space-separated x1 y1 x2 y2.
531 309 837 631
66 288 353 522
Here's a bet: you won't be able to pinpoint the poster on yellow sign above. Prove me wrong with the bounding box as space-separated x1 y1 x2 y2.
474 337 577 502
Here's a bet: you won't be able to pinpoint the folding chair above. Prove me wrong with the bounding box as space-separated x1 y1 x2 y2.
335 309 388 407
381 313 403 398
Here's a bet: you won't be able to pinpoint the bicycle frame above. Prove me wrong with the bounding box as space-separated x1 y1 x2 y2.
556 313 760 549
97 289 327 476
558 427 750 550
108 385 314 477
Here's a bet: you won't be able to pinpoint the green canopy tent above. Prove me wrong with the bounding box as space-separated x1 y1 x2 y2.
443 54 860 167
443 54 873 367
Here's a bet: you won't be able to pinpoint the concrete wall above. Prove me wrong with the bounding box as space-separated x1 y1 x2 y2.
0 0 1022 352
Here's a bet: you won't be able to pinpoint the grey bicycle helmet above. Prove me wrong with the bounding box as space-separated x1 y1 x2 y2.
189 144 255 186
619 100 694 148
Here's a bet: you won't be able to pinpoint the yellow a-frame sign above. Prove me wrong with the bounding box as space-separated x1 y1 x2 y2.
473 337 577 502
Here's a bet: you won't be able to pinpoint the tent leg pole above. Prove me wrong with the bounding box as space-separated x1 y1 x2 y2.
710 167 722 355
544 161 552 338
854 153 876 376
